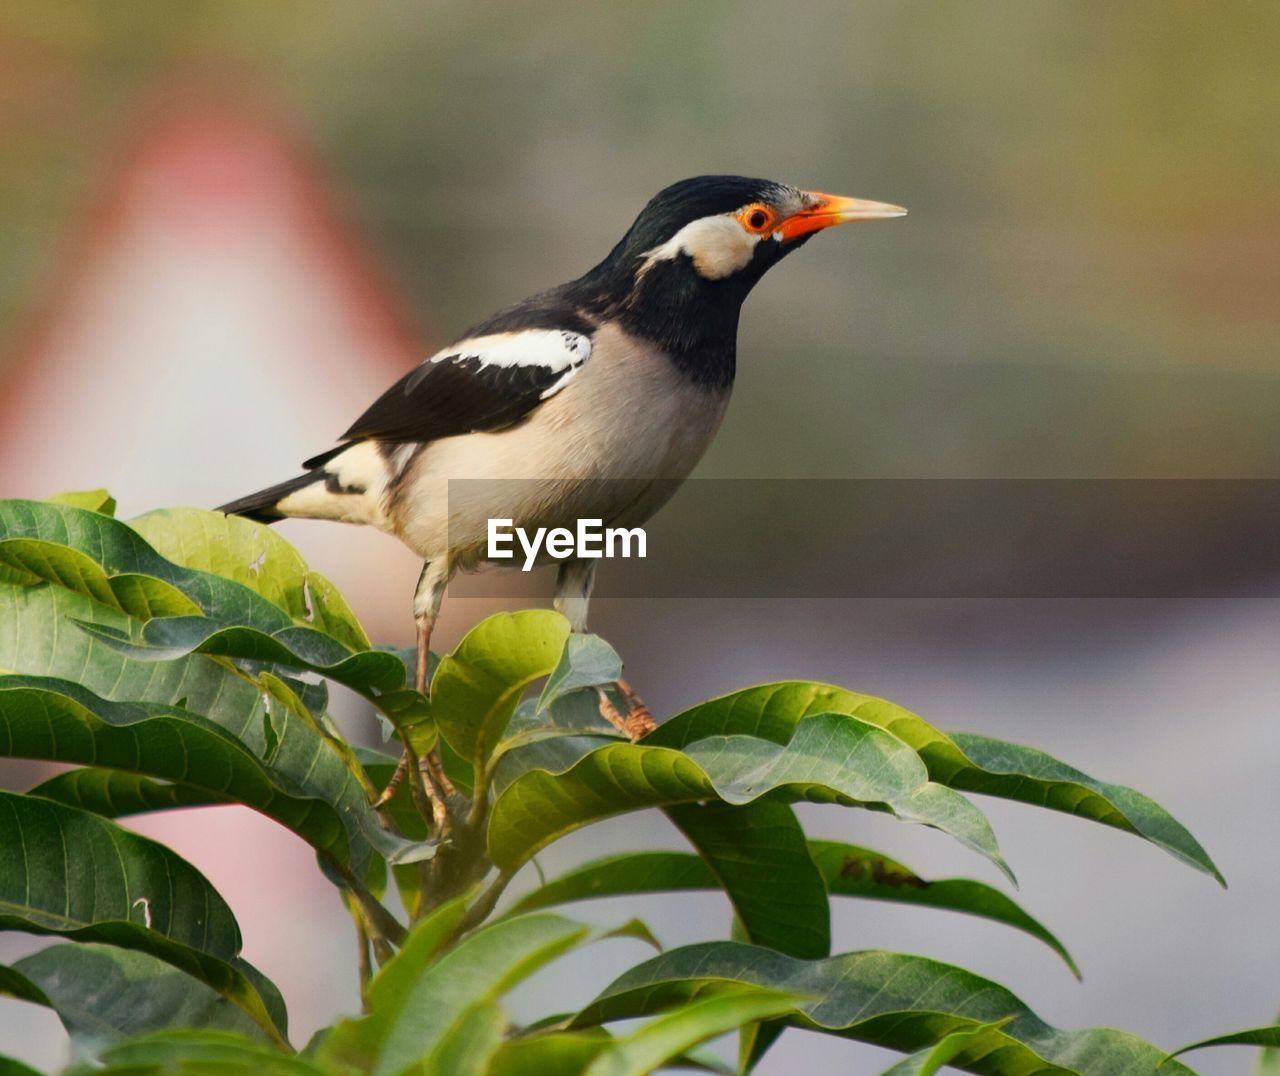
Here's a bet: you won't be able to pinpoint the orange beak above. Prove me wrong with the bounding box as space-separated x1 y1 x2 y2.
776 191 907 241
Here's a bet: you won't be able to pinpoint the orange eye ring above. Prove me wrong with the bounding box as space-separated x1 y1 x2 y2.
738 204 776 234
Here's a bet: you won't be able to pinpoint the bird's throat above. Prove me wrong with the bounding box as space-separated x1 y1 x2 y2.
604 259 743 389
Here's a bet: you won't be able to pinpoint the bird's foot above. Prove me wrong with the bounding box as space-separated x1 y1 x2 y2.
596 681 656 742
425 746 456 798
372 753 408 809
421 767 451 837
371 749 452 837
623 705 656 740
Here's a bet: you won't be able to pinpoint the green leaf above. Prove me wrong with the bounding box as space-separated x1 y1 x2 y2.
0 790 286 1045
0 963 52 1008
506 851 717 914
582 984 805 1076
0 1055 43 1076
0 543 195 620
131 507 369 651
508 836 1076 978
317 909 590 1076
11 943 280 1054
102 572 205 618
1263 1016 1280 1076
667 801 830 959
350 891 471 1020
0 500 406 698
63 1030 324 1075
0 676 426 870
537 633 623 713
354 749 436 919
947 733 1224 885
412 1000 507 1076
681 715 1011 882
0 501 304 632
46 489 117 516
517 689 625 738
491 732 620 796
431 610 571 767
0 580 284 728
647 681 963 767
489 1029 616 1076
0 538 118 606
489 688 634 791
77 615 405 697
650 682 1219 884
0 584 406 866
809 840 1077 978
574 942 1192 1075
878 1020 1013 1075
488 714 1009 882
0 675 432 870
1168 1024 1280 1061
0 517 381 745
489 1030 735 1076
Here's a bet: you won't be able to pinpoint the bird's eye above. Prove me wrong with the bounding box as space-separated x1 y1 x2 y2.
740 205 775 234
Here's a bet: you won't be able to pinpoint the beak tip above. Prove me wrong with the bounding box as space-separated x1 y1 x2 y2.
830 196 908 223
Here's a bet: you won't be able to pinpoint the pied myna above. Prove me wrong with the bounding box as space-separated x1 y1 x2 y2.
219 175 904 760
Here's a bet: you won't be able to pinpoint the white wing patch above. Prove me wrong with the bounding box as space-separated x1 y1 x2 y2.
426 329 592 372
402 328 593 401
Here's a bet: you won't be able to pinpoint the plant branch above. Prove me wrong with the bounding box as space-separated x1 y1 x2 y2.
354 915 373 1006
453 868 515 938
330 856 407 949
466 758 489 833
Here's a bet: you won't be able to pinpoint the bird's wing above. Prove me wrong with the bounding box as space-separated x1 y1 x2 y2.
306 328 593 466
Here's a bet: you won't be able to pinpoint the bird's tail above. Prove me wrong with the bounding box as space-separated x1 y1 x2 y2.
216 473 322 523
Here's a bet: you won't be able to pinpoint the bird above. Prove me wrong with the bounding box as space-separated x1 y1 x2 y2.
218 175 904 790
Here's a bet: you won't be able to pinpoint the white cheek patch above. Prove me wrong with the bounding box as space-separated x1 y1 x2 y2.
639 214 761 281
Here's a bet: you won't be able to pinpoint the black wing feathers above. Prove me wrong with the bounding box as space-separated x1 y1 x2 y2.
337 355 570 446
301 295 595 468
463 295 596 339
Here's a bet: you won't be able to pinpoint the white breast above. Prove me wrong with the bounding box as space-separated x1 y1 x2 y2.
386 323 730 562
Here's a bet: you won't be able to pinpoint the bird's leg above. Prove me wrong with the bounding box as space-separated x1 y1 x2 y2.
374 561 452 832
415 629 456 797
372 754 409 808
555 559 653 741
371 611 429 810
554 558 597 638
413 611 456 809
411 614 451 834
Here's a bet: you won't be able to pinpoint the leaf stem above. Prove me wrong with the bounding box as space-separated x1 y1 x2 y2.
466 758 489 833
354 915 373 1006
331 857 407 949
453 868 515 937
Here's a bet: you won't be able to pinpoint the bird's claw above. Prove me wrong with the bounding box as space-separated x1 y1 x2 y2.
596 684 656 742
371 749 451 837
372 754 409 808
623 702 656 740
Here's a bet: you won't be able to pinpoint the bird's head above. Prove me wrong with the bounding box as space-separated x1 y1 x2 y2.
623 175 904 285
578 176 904 379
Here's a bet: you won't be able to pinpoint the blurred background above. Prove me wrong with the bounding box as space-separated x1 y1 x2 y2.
0 1 1277 1071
